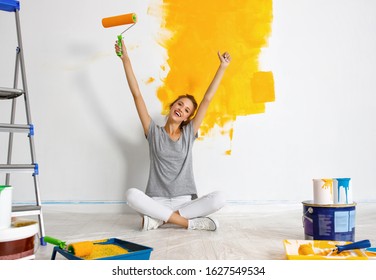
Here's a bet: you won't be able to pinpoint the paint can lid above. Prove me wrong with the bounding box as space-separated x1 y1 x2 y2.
302 200 357 207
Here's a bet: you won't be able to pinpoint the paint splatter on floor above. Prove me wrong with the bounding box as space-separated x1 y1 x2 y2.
149 0 274 151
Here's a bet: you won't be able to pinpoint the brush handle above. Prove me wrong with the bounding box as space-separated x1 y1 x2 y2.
44 236 66 249
335 239 371 253
117 35 123 57
366 247 376 253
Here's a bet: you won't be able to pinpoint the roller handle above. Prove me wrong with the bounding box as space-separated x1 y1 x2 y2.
335 239 371 253
44 236 67 249
117 35 123 57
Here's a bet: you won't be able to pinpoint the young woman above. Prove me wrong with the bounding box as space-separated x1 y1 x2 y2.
115 39 231 231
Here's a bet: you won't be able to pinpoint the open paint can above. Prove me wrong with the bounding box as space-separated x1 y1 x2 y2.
333 178 352 204
302 200 356 241
312 179 333 204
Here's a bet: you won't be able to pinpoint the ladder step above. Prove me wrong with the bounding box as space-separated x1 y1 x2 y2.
12 205 42 217
0 164 39 174
0 87 24 99
0 123 33 134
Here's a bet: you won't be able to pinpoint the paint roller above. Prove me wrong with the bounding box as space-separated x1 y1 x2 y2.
44 236 95 257
102 13 137 57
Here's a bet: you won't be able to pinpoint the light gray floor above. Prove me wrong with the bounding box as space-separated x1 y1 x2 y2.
30 201 376 260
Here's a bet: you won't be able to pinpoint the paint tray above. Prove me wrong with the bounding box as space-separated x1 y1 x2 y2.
365 250 376 260
283 239 368 260
51 238 153 260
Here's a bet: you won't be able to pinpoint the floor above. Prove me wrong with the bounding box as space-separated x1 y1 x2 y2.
29 201 376 260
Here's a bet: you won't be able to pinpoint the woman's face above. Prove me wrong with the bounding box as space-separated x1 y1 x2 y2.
169 97 194 122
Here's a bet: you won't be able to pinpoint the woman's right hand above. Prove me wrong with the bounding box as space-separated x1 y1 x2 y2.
114 39 128 60
217 51 231 67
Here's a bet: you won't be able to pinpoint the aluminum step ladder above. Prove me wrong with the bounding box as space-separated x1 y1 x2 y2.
0 0 46 245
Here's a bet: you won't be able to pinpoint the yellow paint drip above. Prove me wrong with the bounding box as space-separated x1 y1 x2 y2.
322 179 333 196
151 0 274 145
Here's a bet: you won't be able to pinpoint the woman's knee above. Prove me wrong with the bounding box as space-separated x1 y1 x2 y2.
207 191 226 210
125 188 143 204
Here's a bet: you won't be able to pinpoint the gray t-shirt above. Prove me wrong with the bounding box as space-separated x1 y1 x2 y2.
145 119 198 199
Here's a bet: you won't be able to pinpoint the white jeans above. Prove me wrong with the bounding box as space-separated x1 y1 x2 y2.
125 188 226 222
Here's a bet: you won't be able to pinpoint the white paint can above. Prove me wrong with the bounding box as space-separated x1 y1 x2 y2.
313 179 333 205
0 185 12 229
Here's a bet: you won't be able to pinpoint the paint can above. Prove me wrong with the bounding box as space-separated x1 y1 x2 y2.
0 221 38 260
333 178 352 204
0 185 12 229
302 200 356 241
312 178 333 204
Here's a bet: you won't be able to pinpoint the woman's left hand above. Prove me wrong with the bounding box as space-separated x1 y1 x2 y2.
218 51 231 66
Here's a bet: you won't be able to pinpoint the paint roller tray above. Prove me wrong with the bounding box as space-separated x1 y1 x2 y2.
283 240 368 260
51 238 153 260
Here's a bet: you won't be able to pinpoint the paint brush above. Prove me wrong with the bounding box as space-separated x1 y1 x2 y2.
327 239 371 256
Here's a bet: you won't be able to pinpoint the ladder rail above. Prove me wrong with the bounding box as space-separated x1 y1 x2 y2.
5 38 21 185
15 9 33 126
15 9 38 164
14 8 40 178
32 172 45 241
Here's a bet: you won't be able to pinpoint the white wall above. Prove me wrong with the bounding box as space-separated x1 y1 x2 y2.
1 0 376 205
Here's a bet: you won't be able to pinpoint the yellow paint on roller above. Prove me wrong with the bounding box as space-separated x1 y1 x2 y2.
251 71 275 103
68 241 94 257
151 0 274 145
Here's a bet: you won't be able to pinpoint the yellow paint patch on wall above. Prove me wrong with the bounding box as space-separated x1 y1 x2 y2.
145 77 155 85
251 71 275 103
152 0 274 142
